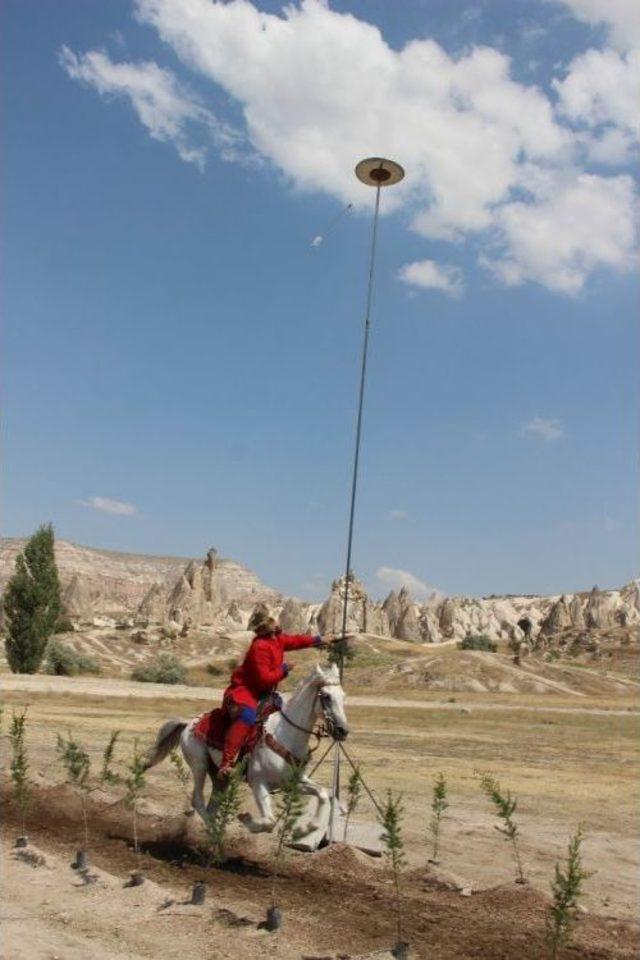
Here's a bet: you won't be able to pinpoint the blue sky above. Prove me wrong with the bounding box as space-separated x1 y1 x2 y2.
3 0 638 600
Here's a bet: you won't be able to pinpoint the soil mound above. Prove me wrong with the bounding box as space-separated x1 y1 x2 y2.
299 842 380 881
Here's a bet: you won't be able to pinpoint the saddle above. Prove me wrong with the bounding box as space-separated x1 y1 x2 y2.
193 698 281 756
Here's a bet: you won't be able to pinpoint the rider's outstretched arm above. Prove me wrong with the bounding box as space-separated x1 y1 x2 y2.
279 633 323 651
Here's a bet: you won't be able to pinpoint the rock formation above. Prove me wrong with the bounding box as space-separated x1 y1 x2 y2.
538 595 573 643
438 598 457 639
392 588 421 642
279 597 308 634
419 606 440 643
62 574 99 620
568 595 585 631
166 558 223 628
138 583 168 623
584 586 614 630
317 573 388 635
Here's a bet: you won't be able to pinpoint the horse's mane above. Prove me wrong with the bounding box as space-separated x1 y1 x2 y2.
285 662 339 706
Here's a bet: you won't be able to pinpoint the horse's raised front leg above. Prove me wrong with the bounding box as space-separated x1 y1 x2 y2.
239 779 276 834
299 776 330 833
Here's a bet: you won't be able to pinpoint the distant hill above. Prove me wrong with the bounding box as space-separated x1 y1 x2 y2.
0 538 279 618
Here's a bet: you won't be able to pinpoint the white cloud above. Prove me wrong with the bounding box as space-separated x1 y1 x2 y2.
554 49 639 135
520 417 565 441
63 0 638 295
398 259 464 297
133 1 568 223
547 0 640 52
78 496 138 516
376 566 439 601
485 170 638 294
388 509 410 521
59 45 243 168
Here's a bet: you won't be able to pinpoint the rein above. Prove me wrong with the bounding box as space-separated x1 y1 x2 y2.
264 682 336 765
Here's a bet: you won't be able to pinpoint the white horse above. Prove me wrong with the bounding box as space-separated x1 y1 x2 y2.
144 662 349 834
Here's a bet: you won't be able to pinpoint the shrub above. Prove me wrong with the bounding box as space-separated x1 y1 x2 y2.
131 655 186 685
54 617 75 634
45 640 101 676
4 524 61 673
459 634 497 652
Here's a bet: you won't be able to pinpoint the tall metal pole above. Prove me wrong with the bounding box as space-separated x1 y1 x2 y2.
328 158 405 843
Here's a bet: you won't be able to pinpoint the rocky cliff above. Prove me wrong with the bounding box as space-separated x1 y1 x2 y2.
1 537 637 650
257 575 639 650
0 539 279 623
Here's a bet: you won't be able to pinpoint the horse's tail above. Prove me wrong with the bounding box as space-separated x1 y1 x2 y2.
143 718 187 771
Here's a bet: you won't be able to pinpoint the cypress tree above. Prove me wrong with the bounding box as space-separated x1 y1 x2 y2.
4 524 61 673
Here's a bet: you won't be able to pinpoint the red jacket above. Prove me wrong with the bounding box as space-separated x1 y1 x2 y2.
224 633 320 708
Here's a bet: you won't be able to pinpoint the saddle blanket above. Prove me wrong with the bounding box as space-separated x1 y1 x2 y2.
192 702 279 752
192 707 227 750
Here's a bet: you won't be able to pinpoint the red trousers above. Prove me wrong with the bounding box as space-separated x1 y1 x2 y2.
219 698 256 770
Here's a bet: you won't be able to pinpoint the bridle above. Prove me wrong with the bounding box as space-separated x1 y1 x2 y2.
278 680 342 750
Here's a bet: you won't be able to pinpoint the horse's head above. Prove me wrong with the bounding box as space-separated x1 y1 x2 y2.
311 663 349 742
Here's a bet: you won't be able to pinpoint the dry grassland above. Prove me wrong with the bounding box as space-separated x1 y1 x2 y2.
2 677 638 921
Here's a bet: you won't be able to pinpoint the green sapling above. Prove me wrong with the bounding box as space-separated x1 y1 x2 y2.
343 763 362 843
206 759 246 866
379 789 408 949
56 731 91 851
169 748 190 786
271 761 306 909
429 771 448 864
100 730 122 785
547 825 592 960
124 738 147 871
480 772 526 883
9 709 30 841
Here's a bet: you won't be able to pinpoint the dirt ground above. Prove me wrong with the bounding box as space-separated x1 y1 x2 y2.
1 673 639 959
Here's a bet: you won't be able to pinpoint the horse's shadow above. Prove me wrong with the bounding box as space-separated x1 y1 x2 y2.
122 834 270 878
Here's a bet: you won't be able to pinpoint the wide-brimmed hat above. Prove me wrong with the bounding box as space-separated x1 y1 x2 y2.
252 614 279 637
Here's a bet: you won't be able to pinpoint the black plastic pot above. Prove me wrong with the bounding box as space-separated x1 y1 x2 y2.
265 906 282 931
392 941 410 960
71 849 89 871
191 881 206 905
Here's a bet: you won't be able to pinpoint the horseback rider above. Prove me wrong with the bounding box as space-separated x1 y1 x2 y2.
216 613 339 781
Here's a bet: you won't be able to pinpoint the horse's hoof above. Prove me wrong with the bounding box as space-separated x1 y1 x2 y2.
245 820 275 835
297 821 318 837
